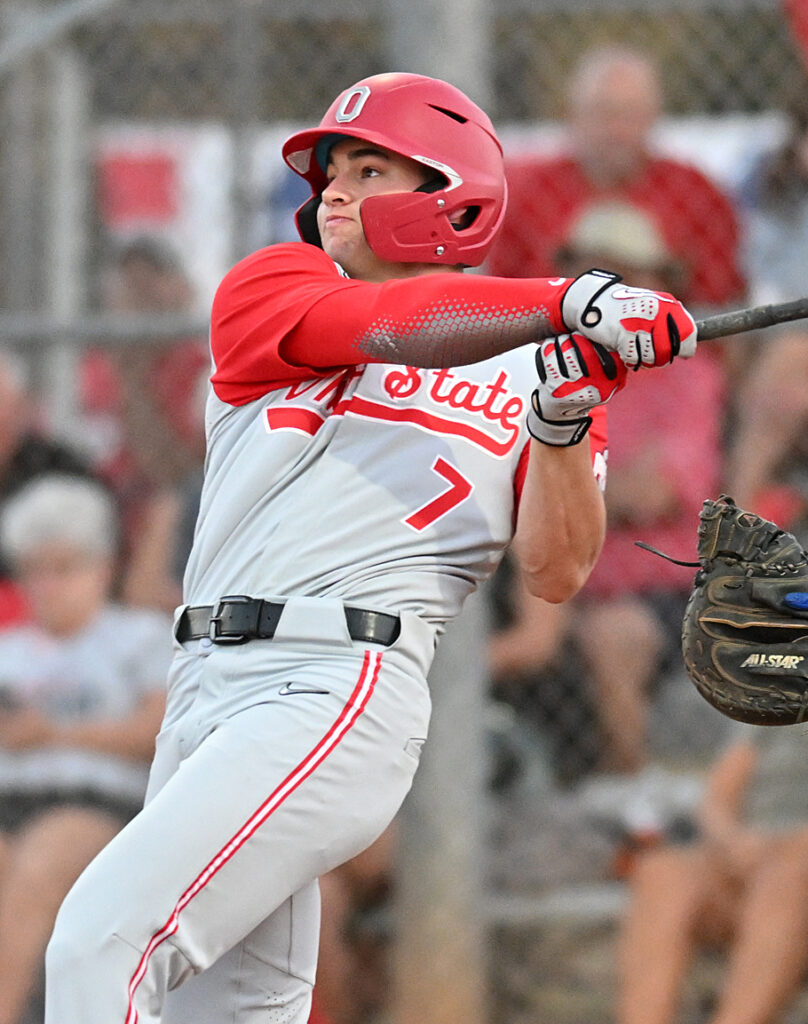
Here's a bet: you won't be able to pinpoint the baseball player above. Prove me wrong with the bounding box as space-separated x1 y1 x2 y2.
44 72 697 1024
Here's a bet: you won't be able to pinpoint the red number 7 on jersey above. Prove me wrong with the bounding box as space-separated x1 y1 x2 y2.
404 456 473 532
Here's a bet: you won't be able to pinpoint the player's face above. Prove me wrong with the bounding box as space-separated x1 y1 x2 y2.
317 139 432 281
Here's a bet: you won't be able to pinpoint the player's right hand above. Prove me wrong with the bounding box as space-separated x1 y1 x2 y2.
526 332 627 447
560 268 697 369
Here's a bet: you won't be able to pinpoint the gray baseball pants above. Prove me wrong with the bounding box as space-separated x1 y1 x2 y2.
44 601 433 1024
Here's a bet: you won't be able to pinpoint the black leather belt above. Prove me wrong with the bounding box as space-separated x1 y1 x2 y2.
176 595 401 647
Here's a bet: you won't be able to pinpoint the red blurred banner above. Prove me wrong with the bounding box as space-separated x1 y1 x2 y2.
785 0 808 68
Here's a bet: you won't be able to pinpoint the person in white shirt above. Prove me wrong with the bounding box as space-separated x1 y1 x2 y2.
0 474 169 1024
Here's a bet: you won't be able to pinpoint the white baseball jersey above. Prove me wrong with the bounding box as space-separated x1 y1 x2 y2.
188 356 527 629
184 243 608 634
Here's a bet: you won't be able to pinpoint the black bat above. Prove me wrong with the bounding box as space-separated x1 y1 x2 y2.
696 296 808 341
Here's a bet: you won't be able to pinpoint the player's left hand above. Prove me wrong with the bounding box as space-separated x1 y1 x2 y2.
527 332 627 446
560 268 697 368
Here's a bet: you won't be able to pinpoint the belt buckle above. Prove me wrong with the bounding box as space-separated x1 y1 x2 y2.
208 595 254 645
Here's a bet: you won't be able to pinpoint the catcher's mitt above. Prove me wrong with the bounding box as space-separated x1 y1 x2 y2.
681 495 808 725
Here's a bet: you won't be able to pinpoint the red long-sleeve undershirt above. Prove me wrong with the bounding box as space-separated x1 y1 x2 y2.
211 243 570 405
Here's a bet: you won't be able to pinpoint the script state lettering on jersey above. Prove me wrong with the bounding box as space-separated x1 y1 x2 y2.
377 365 525 457
264 363 525 458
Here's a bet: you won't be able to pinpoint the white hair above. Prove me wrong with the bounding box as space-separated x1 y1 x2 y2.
0 474 118 562
568 44 662 112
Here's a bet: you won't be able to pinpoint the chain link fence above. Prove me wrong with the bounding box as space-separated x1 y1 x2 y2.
3 0 806 315
2 2 808 1022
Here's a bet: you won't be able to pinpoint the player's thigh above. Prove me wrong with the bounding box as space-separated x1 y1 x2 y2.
55 661 424 973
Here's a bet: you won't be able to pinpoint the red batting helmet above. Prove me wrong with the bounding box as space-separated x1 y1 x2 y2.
282 72 507 267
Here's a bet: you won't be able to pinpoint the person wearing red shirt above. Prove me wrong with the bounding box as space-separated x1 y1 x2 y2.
487 44 746 309
579 351 725 776
558 202 726 777
487 202 726 784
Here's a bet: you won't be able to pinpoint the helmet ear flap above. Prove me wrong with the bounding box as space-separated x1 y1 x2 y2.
295 195 322 247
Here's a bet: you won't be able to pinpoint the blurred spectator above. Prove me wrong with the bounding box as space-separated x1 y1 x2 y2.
617 725 808 1024
738 93 808 306
0 474 169 1024
559 203 727 776
487 44 745 309
120 464 204 614
119 370 207 615
81 235 207 507
725 95 808 532
487 551 590 785
0 349 100 629
80 236 208 611
490 204 727 783
555 199 688 294
724 330 808 534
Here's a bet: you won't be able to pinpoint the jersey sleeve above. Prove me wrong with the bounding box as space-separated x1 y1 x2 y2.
210 244 359 405
210 242 570 406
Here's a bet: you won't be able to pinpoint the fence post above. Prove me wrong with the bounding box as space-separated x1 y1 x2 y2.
43 43 90 437
382 9 494 1019
382 0 493 109
228 0 264 264
392 586 490 1024
2 30 39 312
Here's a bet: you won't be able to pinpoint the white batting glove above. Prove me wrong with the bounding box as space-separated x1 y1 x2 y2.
560 269 698 369
527 333 628 447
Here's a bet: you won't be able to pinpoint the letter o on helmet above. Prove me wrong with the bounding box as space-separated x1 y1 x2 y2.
334 85 371 123
282 72 507 267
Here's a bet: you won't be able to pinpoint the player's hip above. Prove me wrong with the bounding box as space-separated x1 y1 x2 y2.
161 602 434 740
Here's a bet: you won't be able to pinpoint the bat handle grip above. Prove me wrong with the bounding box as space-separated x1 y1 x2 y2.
696 297 808 341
